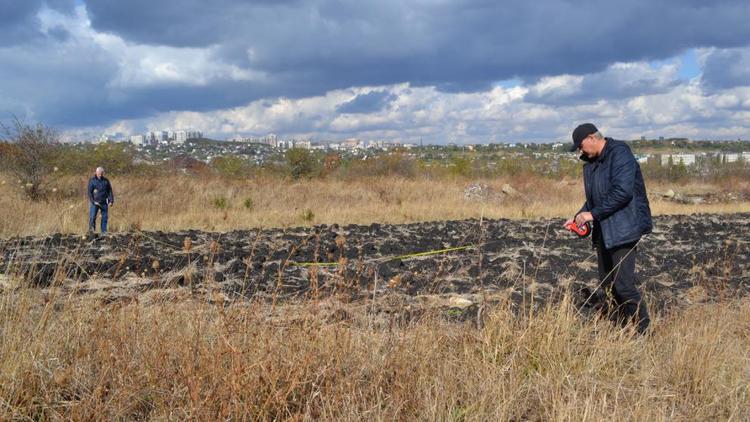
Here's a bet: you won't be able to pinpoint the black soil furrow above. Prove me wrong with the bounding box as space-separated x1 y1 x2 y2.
1 214 748 310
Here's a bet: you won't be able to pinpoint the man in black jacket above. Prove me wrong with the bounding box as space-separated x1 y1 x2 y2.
564 123 652 333
87 166 114 233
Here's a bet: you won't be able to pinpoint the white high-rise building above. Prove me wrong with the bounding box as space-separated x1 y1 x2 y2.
146 131 166 143
185 130 202 139
293 140 312 149
174 131 187 144
130 135 145 145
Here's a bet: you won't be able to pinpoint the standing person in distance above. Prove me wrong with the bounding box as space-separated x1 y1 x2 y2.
87 166 114 234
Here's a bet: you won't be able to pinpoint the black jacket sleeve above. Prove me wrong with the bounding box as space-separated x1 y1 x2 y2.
87 178 95 203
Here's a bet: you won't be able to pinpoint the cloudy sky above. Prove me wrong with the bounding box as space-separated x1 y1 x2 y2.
1 0 749 143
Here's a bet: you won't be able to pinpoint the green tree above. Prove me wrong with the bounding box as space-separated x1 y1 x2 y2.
90 143 135 174
450 156 472 177
211 156 250 178
286 148 318 179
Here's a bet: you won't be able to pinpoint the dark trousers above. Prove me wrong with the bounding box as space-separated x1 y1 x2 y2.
89 203 108 233
596 236 650 333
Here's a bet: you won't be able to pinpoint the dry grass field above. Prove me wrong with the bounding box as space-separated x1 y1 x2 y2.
1 290 748 420
1 172 749 237
1 171 749 420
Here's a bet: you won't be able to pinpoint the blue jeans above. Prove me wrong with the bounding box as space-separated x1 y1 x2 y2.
89 203 108 233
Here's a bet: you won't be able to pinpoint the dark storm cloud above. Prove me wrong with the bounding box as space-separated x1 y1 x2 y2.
0 0 76 45
2 0 750 130
84 0 299 48
0 0 45 45
701 48 750 91
85 0 750 89
80 0 750 125
0 39 117 126
336 91 397 114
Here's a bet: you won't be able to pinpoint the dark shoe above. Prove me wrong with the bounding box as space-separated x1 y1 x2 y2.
621 302 650 334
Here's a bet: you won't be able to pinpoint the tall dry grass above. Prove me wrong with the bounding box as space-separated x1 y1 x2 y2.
0 287 748 420
2 171 749 419
1 173 749 237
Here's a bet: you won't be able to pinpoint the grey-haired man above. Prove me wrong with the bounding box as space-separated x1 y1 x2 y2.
87 167 114 233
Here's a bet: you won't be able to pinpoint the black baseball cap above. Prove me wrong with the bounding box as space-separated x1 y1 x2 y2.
570 123 598 152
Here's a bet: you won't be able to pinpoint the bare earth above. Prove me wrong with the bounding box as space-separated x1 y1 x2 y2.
2 213 748 317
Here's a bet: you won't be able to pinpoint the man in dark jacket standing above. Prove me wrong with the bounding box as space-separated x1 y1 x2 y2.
87 166 114 233
564 123 652 333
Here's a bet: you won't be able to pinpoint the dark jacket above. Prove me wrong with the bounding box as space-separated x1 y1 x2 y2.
87 175 114 206
578 138 652 250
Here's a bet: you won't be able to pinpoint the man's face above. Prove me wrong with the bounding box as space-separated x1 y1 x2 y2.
95 169 104 178
577 135 598 158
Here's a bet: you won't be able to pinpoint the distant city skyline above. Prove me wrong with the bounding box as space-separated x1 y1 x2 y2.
1 1 749 144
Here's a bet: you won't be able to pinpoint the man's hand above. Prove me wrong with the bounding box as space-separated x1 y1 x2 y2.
575 211 594 226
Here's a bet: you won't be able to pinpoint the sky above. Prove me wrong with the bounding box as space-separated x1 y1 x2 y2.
1 0 749 143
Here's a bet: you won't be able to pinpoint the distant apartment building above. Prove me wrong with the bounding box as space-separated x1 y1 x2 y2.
341 138 361 149
276 140 290 149
174 131 187 144
145 131 166 143
248 133 278 146
291 139 312 149
368 140 400 149
234 133 281 147
661 154 696 166
185 130 202 140
134 129 200 145
262 133 278 146
671 153 696 166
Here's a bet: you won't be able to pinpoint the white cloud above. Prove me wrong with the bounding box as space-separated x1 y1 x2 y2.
91 66 750 143
527 75 583 100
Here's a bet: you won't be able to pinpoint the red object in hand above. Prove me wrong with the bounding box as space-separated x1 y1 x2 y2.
565 221 591 237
